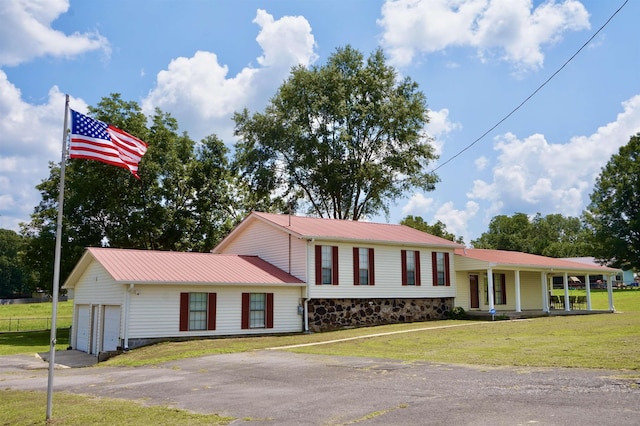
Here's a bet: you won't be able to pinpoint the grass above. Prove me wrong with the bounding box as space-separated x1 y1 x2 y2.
0 300 73 332
0 390 234 425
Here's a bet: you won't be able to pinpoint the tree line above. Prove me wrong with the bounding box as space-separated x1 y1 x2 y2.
1 45 638 297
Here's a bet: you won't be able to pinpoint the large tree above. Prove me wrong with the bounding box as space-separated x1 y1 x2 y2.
0 229 30 297
21 94 241 294
233 45 438 220
584 133 640 271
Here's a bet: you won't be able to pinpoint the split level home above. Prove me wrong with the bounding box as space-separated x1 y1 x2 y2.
63 211 621 356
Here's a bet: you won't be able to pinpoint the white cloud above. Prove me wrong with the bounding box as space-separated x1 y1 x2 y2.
0 0 109 67
401 193 435 216
467 94 640 218
474 155 489 170
433 200 480 242
0 71 88 230
142 9 318 142
378 0 590 70
427 108 461 157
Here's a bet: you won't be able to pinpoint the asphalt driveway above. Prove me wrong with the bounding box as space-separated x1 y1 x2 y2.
2 350 639 425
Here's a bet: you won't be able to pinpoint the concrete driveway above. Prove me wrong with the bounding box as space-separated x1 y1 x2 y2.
2 349 639 425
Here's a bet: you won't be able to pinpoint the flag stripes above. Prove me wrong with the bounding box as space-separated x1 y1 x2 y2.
69 109 148 178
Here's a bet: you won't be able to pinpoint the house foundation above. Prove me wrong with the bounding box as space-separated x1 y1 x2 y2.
307 297 454 332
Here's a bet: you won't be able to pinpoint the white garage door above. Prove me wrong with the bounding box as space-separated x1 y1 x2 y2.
102 306 121 352
76 305 90 353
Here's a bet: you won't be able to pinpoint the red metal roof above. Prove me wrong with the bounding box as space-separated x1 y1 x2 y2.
248 212 463 247
68 247 304 286
455 248 620 272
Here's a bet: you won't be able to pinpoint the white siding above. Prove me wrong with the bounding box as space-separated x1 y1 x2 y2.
128 284 304 339
72 261 125 305
308 243 457 299
217 220 308 281
455 271 471 309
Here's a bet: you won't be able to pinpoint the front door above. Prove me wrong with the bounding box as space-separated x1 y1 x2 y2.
469 274 479 309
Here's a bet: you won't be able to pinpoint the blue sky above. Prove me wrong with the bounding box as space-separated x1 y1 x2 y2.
1 0 639 244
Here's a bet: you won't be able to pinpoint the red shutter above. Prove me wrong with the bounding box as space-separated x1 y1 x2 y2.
369 248 375 286
401 250 407 285
353 247 360 285
266 293 274 329
179 293 189 331
415 251 421 286
315 245 322 285
332 246 339 285
207 293 217 330
445 253 451 286
241 293 250 329
431 252 438 286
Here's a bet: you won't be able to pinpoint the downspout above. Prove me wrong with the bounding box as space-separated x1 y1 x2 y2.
303 238 314 333
123 284 134 351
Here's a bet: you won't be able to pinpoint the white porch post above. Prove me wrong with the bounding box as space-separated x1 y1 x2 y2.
607 274 615 311
585 273 592 311
514 270 521 312
487 268 495 311
541 272 549 313
563 272 571 312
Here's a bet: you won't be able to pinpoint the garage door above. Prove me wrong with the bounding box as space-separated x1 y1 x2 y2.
76 305 90 353
102 306 121 351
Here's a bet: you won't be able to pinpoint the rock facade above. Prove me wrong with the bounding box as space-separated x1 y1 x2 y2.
307 297 454 332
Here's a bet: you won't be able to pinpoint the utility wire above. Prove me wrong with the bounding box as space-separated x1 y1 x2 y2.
432 0 629 173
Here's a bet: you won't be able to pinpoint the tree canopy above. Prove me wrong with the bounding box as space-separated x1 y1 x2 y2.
400 215 464 244
584 133 640 271
233 45 438 220
471 212 592 257
20 94 246 294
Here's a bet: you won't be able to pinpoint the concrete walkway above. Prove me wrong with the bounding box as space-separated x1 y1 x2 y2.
36 350 97 368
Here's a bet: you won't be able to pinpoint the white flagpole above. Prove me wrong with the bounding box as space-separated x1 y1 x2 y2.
46 93 70 420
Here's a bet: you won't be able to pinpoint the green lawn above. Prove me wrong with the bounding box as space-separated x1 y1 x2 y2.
0 300 73 332
0 390 234 426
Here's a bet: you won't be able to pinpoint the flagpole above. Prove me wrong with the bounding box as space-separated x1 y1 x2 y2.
46 93 70 420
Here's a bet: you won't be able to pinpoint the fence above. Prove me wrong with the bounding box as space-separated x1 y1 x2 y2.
0 317 72 332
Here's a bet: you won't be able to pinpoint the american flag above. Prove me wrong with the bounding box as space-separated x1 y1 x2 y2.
69 109 148 179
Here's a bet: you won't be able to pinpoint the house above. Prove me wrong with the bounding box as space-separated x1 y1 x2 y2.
64 211 463 354
64 249 305 355
213 212 464 333
63 212 622 356
454 248 620 314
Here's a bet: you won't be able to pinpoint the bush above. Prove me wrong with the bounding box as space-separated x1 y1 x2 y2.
448 306 466 320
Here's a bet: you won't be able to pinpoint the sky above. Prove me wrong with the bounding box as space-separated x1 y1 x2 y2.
1 0 639 245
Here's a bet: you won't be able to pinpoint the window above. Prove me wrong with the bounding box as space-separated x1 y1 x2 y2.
315 245 339 285
179 292 216 331
401 250 421 286
242 293 274 329
483 273 507 305
431 252 451 286
353 247 375 285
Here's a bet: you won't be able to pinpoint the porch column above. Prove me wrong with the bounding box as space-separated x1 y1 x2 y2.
585 273 592 311
607 274 614 311
541 272 549 313
487 268 495 311
514 270 521 312
563 272 571 312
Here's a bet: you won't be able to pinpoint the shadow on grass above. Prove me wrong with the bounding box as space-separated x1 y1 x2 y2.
0 328 70 355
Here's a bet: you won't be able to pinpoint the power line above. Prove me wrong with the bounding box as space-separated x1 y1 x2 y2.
432 0 629 173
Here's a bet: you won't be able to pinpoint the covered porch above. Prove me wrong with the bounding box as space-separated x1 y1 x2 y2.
454 248 621 315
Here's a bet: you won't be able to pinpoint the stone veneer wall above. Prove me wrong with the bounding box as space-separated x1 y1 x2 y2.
307 297 454 332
